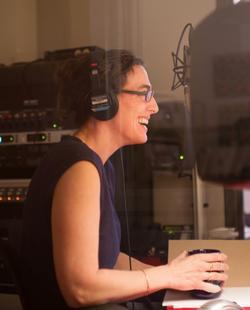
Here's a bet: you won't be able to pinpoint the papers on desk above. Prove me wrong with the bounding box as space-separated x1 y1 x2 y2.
163 287 250 308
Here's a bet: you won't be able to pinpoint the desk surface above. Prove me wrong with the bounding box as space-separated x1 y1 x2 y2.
163 287 250 307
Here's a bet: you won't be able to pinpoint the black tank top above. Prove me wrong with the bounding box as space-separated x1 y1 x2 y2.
20 135 121 309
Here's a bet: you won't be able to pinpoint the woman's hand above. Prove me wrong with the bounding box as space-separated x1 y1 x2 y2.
165 250 229 293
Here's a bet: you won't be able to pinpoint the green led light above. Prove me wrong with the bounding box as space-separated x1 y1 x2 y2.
52 123 58 128
179 154 185 160
9 136 14 142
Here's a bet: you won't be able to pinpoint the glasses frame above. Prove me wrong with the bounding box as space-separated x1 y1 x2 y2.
121 88 154 102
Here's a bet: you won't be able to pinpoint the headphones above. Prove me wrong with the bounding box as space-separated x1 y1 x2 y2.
89 50 119 121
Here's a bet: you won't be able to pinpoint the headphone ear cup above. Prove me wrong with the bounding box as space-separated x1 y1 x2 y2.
93 92 119 121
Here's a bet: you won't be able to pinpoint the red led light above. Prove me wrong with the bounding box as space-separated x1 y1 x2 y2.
90 62 98 67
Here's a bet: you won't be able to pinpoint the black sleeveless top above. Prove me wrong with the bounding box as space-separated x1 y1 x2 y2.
20 136 121 309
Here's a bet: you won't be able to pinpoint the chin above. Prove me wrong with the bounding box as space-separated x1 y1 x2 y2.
134 135 148 145
125 137 147 146
125 131 148 146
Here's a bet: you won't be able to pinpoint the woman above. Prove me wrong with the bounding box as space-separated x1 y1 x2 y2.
20 49 228 309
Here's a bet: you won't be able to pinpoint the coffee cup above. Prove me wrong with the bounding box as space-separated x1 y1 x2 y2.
187 248 223 299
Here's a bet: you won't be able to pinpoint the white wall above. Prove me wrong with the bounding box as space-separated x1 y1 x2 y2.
36 0 90 58
0 0 91 63
88 0 143 56
0 0 38 64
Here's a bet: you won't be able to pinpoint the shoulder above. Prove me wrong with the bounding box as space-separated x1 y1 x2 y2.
67 160 100 179
45 135 104 178
54 161 101 200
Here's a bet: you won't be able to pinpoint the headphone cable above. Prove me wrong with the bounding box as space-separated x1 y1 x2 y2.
119 148 134 310
119 148 154 310
119 148 133 271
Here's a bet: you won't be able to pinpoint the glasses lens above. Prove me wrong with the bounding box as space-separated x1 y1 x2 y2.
145 89 154 102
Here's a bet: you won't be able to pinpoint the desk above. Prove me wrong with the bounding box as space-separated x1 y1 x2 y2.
162 287 250 308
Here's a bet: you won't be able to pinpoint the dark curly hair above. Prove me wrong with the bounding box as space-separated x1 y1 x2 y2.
56 49 144 127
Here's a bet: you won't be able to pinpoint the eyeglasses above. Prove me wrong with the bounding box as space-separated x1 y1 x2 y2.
121 88 154 102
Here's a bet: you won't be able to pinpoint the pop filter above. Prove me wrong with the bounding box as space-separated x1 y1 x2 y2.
190 2 250 188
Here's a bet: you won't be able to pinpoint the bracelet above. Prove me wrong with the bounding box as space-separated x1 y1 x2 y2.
141 269 150 293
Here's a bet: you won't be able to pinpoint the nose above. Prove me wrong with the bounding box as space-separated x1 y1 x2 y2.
148 96 159 115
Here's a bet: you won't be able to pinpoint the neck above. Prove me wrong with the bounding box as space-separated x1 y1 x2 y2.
73 120 121 163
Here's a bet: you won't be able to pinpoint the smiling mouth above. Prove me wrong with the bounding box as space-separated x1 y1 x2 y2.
138 117 149 127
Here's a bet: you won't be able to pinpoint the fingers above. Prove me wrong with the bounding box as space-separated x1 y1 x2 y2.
205 271 228 283
186 252 229 273
198 272 227 294
209 263 213 271
200 281 222 294
167 250 229 292
199 269 228 283
206 261 229 272
189 252 228 272
199 252 227 262
188 252 229 290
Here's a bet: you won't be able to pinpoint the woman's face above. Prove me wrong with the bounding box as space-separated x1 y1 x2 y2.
115 65 159 146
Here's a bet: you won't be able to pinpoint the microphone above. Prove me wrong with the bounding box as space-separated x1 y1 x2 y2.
171 23 193 91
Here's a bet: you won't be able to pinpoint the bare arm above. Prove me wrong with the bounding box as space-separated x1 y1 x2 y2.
52 161 153 307
51 161 229 308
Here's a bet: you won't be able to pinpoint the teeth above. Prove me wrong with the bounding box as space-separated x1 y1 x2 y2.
138 117 149 126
